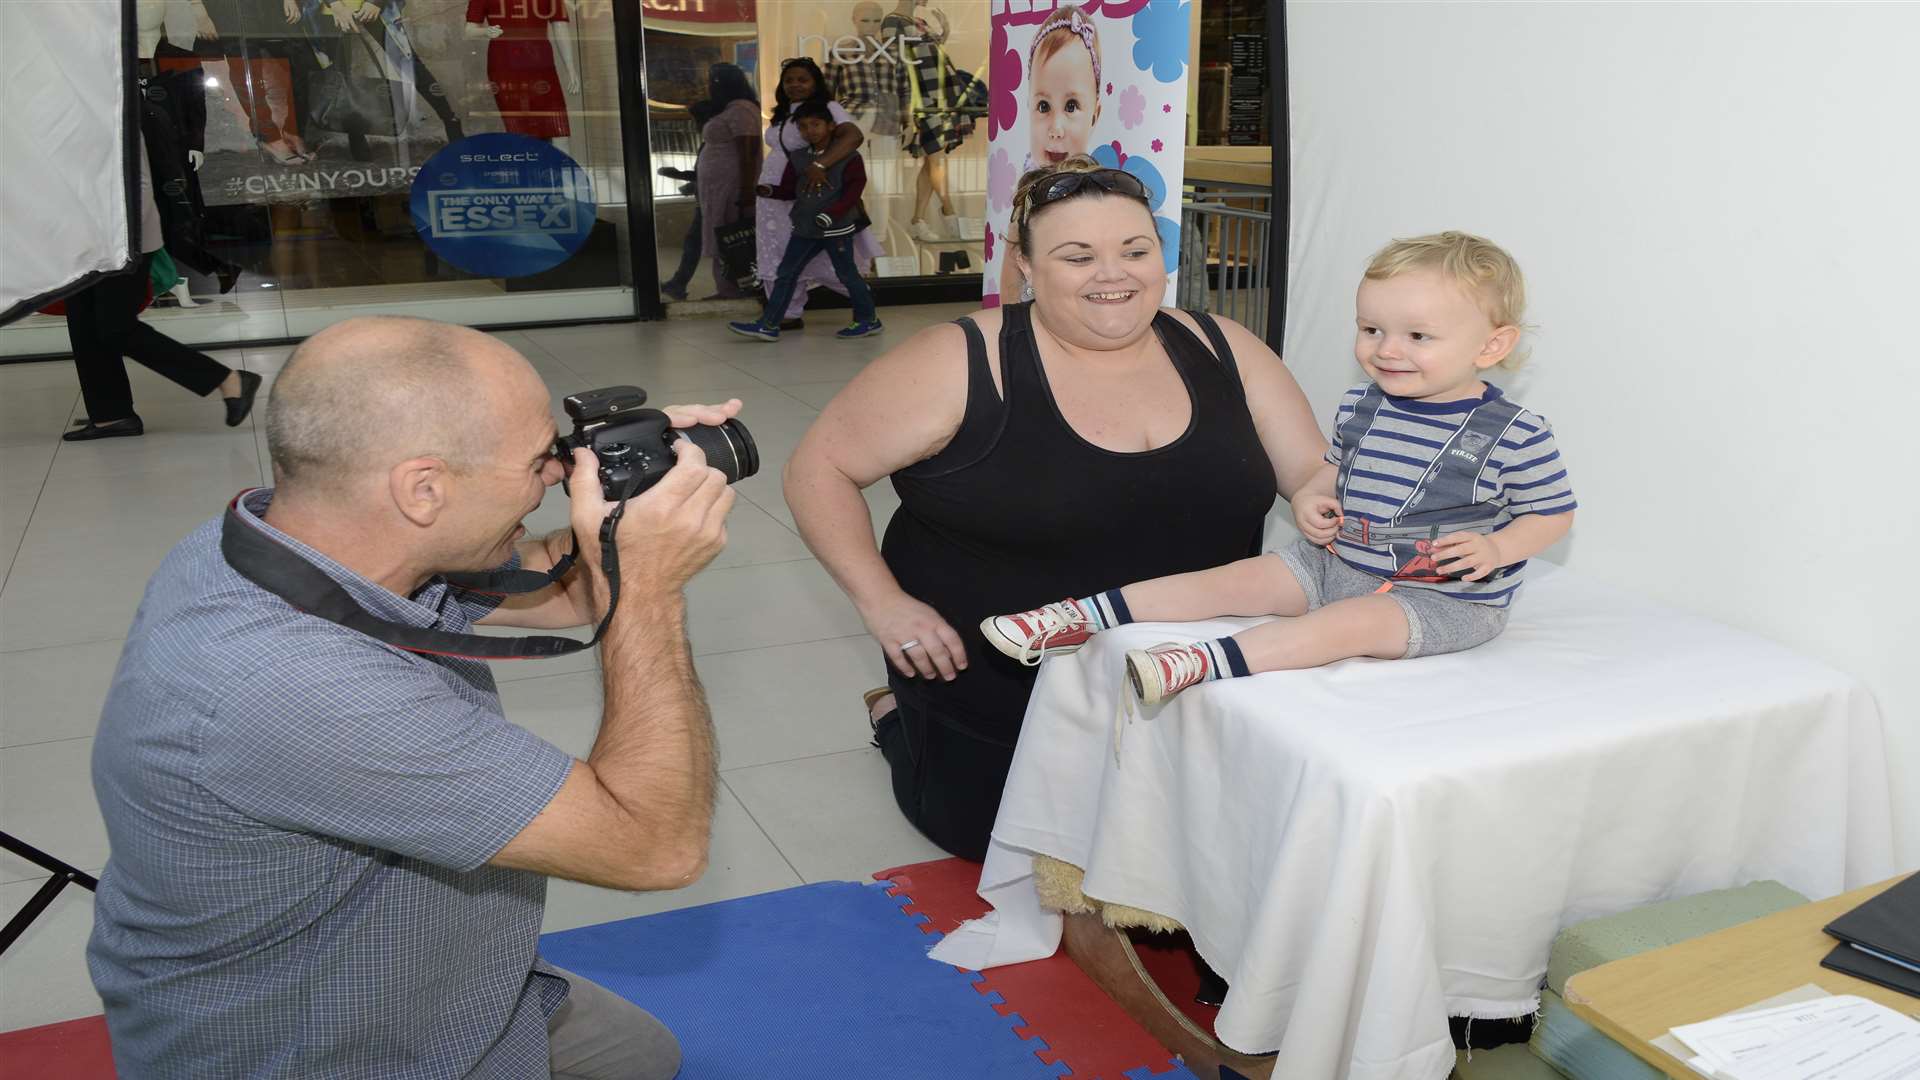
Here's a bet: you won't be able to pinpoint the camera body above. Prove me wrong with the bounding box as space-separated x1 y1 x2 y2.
555 385 758 500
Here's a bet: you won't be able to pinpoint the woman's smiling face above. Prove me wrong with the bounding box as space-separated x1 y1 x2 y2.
1018 195 1163 343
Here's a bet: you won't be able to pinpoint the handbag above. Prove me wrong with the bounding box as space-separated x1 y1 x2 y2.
304 25 396 136
713 219 759 291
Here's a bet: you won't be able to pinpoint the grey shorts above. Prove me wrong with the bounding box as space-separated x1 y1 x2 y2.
1274 538 1508 659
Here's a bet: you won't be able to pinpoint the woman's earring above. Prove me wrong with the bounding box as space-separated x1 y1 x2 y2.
1019 278 1035 303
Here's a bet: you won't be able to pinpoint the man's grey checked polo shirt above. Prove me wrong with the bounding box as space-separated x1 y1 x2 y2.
88 489 576 1078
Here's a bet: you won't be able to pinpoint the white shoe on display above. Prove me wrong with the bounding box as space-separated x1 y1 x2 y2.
909 218 941 242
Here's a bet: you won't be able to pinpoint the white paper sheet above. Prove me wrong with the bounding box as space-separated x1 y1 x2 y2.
929 564 1896 1080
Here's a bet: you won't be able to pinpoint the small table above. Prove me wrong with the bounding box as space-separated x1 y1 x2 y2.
1564 873 1918 1080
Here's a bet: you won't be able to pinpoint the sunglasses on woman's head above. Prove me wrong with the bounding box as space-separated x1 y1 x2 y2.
1022 170 1150 222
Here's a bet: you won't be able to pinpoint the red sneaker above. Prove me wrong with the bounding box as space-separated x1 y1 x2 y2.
980 600 1098 665
1125 643 1210 704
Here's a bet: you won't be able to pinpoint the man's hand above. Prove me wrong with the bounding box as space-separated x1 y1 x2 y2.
1293 494 1342 546
326 1 358 32
283 0 300 24
566 441 733 599
355 0 382 21
1432 531 1505 582
662 398 743 430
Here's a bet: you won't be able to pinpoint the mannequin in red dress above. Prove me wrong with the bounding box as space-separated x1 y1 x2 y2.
464 0 581 155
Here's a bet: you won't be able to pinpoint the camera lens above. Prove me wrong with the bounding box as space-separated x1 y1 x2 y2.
676 419 759 484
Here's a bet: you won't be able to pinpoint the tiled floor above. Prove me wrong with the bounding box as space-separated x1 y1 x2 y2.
0 303 984 1033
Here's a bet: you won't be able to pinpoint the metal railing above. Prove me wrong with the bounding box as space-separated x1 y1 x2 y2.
1177 180 1274 332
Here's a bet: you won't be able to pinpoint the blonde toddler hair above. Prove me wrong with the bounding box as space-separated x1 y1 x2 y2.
1365 231 1532 368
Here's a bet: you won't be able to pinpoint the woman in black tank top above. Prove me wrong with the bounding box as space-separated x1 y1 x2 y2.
786 159 1329 859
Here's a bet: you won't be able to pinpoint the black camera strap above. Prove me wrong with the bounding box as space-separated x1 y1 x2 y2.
220 490 630 661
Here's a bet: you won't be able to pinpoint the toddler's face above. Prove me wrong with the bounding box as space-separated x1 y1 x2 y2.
1353 269 1513 402
1029 42 1097 165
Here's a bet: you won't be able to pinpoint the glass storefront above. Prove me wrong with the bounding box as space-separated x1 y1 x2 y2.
3 0 638 357
640 0 992 308
2 0 1273 358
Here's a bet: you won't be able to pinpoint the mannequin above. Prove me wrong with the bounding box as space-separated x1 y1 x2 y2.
315 0 465 150
882 0 980 241
826 1 904 253
465 0 581 158
198 0 322 165
137 0 243 301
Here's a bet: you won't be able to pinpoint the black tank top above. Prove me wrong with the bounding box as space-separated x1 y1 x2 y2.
880 302 1278 744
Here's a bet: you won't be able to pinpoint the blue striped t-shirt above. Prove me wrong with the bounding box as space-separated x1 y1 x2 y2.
1323 382 1576 607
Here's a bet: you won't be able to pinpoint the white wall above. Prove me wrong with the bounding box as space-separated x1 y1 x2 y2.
1284 0 1919 868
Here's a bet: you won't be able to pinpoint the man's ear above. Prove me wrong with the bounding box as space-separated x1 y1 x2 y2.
389 457 451 528
1477 325 1520 369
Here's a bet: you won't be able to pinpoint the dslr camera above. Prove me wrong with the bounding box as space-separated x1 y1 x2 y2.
555 385 758 500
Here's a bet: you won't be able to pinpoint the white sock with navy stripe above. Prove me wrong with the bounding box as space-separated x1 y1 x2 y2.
1074 589 1132 631
1194 637 1250 682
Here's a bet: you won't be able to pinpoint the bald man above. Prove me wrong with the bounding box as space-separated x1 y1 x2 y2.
86 317 741 1079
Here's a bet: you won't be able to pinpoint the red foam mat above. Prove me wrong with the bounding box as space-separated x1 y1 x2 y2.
0 1014 116 1079
876 856 1219 1079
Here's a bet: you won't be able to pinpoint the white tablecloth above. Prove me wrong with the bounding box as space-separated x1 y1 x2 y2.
928 563 1895 1080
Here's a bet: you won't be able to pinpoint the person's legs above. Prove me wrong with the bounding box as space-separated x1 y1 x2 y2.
63 266 146 424
871 696 1009 862
546 967 681 1080
759 236 825 327
821 236 877 323
665 206 702 296
1118 553 1310 622
1224 593 1409 672
122 322 234 399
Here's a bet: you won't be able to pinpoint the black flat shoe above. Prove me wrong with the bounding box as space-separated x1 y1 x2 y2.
225 370 263 427
63 416 144 441
216 264 242 295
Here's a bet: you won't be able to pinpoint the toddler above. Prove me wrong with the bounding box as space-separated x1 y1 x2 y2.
983 232 1577 702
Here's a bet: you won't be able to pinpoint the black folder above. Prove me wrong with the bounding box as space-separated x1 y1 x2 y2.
1820 873 1920 999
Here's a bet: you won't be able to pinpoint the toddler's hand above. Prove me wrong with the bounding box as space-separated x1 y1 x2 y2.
1432 531 1504 582
1293 494 1342 545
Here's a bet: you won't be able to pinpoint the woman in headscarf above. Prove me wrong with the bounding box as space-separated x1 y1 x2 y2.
696 63 762 299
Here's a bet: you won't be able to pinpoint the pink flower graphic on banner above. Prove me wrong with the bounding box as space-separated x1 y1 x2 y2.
1151 138 1164 153
984 224 995 264
1118 85 1146 129
989 41 1023 139
1106 83 1114 97
987 148 1017 213
1163 103 1172 113
1107 140 1128 169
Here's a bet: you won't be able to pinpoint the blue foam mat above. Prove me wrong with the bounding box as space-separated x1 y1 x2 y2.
540 880 1068 1078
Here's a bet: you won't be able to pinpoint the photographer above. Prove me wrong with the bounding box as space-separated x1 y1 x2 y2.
86 317 740 1079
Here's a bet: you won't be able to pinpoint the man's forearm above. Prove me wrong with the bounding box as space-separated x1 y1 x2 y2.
591 591 716 881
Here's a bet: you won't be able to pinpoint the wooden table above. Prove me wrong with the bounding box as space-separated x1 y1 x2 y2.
1563 874 1917 1079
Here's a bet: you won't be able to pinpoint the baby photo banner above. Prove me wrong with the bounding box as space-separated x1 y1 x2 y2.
982 0 1190 307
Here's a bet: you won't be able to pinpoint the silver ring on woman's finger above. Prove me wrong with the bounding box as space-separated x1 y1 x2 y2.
898 639 921 651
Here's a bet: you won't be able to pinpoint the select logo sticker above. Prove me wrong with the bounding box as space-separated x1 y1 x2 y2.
410 134 596 277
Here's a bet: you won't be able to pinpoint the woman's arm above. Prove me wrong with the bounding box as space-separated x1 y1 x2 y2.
784 323 973 680
1194 313 1330 500
814 120 867 170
